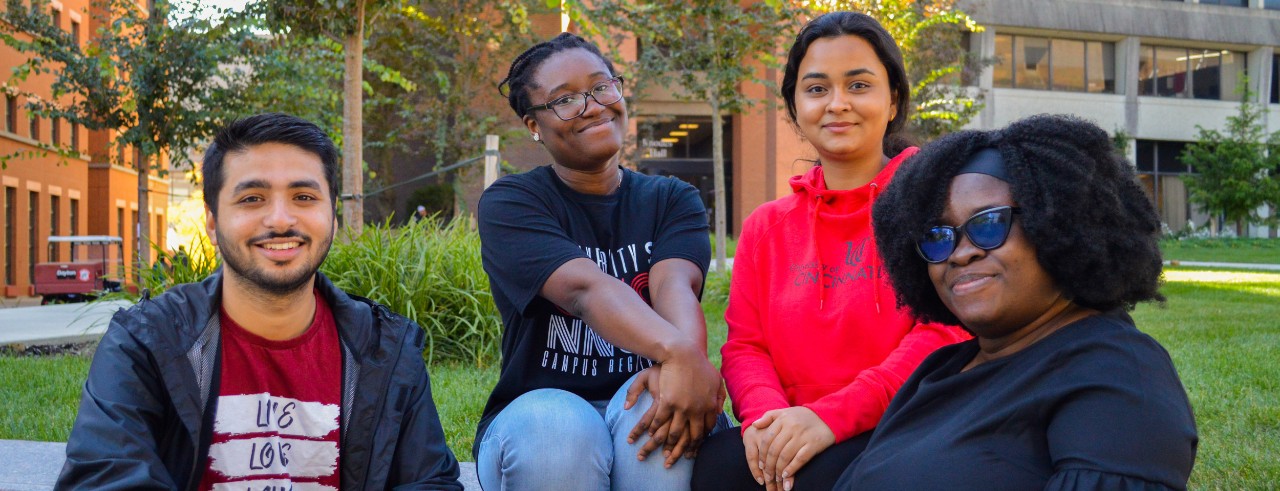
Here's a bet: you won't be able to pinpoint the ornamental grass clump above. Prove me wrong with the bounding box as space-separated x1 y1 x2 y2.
322 217 501 366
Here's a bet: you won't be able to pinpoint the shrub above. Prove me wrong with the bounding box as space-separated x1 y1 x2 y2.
99 218 501 367
322 218 501 366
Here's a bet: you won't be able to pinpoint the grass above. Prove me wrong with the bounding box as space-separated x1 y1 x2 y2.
0 354 91 441
1134 267 1280 487
2 267 1276 488
1161 238 1280 264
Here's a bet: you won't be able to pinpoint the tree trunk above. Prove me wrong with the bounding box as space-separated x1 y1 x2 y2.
1236 218 1246 238
711 96 727 274
1271 204 1277 238
340 1 366 233
137 150 149 284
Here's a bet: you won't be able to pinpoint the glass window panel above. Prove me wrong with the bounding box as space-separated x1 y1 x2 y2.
1051 39 1086 91
1272 55 1279 104
1139 46 1156 95
1155 46 1188 97
1015 37 1050 90
1218 51 1246 101
1268 0 1280 10
993 34 1013 88
1087 42 1116 93
1190 49 1222 100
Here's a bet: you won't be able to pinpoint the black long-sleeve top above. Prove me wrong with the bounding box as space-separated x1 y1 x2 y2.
839 310 1197 490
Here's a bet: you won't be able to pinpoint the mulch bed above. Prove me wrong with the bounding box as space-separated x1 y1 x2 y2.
0 341 97 357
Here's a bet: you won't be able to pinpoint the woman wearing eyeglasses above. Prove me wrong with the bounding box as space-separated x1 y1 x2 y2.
691 12 969 491
837 114 1197 489
474 33 725 491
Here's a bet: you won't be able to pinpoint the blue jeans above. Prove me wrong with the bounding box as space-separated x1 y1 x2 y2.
477 374 725 491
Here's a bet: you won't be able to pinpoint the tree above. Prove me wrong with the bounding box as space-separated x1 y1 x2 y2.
359 0 533 222
572 0 803 273
259 0 401 233
1 0 251 279
1181 79 1280 238
806 0 987 141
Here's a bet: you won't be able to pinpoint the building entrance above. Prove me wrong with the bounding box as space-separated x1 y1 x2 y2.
636 116 734 235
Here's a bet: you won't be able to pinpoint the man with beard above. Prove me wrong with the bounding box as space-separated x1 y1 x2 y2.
56 113 462 490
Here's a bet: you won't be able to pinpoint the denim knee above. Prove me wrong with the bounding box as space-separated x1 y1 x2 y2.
477 389 612 491
605 373 713 491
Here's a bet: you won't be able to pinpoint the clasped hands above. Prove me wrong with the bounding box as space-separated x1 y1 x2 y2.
622 350 725 468
743 406 836 491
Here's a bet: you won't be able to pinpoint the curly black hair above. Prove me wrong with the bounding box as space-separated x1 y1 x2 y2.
871 114 1164 326
780 11 913 155
497 32 617 119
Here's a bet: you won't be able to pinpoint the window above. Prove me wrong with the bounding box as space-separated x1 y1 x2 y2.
1139 45 1245 100
1015 36 1050 90
49 196 59 261
70 122 79 151
5 96 15 133
994 34 1114 93
3 187 13 285
1273 54 1279 104
117 208 125 249
1198 0 1248 6
70 20 80 46
51 117 60 146
50 8 60 29
28 191 38 283
1268 0 1280 10
1086 42 1116 93
70 199 79 237
29 115 39 141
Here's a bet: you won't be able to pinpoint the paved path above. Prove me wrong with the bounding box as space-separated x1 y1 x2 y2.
0 439 480 490
0 300 128 346
1164 260 1280 271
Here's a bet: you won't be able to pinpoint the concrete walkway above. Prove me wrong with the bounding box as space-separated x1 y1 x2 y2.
0 300 129 346
0 439 481 490
1164 260 1280 271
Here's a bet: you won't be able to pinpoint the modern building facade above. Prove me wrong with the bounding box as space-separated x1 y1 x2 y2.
0 0 169 298
510 0 1280 239
960 0 1280 237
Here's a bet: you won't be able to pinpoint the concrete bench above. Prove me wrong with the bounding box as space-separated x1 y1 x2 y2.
0 439 480 490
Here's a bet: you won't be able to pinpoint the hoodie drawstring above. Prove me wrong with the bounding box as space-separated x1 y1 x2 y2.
869 182 882 314
811 192 825 310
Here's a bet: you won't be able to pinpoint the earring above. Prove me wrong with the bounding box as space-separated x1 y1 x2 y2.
532 133 541 142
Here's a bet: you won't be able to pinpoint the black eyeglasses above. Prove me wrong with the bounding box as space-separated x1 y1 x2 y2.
916 206 1023 263
526 76 625 121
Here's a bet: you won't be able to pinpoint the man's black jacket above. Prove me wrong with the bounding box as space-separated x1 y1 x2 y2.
55 271 462 490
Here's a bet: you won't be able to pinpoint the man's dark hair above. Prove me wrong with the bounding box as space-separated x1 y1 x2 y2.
202 113 340 216
872 114 1165 327
497 32 617 119
781 11 913 155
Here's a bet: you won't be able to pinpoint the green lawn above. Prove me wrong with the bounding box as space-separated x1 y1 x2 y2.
3 267 1277 488
1161 238 1280 264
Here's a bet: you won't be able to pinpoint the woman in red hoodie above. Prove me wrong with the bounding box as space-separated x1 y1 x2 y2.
691 12 969 491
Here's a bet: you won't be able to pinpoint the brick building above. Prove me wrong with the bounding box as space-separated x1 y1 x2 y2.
0 0 169 298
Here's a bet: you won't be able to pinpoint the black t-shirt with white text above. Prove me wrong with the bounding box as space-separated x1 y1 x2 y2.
475 165 710 453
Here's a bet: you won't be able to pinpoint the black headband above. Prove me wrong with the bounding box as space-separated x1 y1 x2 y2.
958 148 1010 182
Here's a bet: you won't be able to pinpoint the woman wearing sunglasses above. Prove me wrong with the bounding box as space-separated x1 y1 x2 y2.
838 114 1197 489
475 33 724 491
692 12 969 491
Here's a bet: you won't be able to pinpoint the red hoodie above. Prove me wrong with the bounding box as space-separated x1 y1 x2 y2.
721 148 970 442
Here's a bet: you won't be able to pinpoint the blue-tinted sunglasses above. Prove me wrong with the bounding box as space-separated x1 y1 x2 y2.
916 206 1023 264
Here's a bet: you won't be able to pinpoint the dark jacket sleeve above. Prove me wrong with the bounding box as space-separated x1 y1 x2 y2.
386 324 463 490
56 313 181 490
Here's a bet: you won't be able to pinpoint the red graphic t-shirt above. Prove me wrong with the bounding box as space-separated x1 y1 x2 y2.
199 290 343 491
